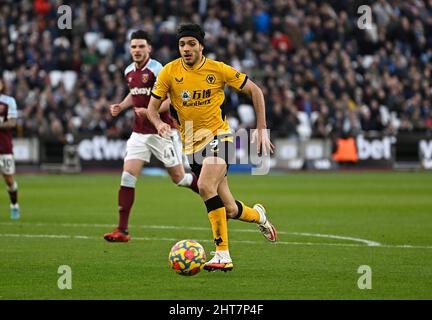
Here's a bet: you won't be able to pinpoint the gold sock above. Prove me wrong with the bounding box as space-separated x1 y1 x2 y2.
205 196 229 251
235 200 260 223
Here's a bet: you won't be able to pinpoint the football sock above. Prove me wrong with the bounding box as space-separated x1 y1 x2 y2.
176 172 199 194
190 172 199 194
205 195 229 251
234 200 261 223
7 181 18 205
118 186 135 231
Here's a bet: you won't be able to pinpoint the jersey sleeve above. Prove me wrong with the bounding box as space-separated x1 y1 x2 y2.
151 64 170 100
7 97 18 119
148 59 163 78
221 63 248 91
124 63 134 78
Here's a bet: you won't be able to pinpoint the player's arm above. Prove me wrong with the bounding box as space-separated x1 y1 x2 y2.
134 95 171 117
0 118 16 129
147 96 171 137
110 93 133 117
146 64 172 137
159 95 171 113
240 79 275 155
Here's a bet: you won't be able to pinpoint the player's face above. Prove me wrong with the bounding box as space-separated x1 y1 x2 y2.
130 39 151 66
179 37 203 67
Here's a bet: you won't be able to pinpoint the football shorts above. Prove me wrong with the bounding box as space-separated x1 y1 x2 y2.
0 154 15 175
187 134 235 178
124 130 182 168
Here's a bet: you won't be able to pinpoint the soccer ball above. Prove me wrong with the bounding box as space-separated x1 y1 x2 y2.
168 240 206 276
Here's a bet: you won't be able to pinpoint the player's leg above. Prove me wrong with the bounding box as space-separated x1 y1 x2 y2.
1 155 19 220
217 177 278 242
3 174 19 220
118 159 143 231
104 132 149 242
217 177 259 221
104 159 144 242
149 131 199 193
166 164 199 193
198 157 233 272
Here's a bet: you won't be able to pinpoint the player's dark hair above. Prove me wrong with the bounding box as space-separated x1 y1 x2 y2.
130 29 152 45
176 23 205 45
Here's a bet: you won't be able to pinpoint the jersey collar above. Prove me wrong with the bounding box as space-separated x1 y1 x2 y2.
181 56 206 71
134 57 151 71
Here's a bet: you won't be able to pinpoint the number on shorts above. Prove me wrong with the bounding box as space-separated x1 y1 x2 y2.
210 139 219 152
1 158 12 171
164 146 175 160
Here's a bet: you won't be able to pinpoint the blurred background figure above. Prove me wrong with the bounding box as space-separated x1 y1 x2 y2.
0 78 20 219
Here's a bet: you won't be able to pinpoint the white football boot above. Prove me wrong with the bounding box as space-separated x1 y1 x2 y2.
254 204 278 242
203 250 234 272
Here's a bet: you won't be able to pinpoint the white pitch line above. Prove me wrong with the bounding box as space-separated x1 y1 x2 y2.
289 232 381 247
0 232 432 250
0 233 387 248
0 221 381 246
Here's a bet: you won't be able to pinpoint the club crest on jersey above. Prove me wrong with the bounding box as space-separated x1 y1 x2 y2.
181 90 191 102
206 74 216 84
142 73 149 84
128 77 133 83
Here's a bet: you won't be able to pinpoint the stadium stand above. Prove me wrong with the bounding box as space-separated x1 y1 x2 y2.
0 0 431 150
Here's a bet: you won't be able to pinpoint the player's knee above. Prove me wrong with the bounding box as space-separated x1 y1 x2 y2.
197 180 217 198
6 180 17 192
225 204 238 219
120 171 137 188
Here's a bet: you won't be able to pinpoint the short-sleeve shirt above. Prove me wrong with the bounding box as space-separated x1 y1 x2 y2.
124 58 175 134
0 94 17 154
151 56 248 154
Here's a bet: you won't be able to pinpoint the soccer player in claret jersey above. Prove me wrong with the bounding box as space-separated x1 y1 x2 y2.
147 24 278 271
103 30 199 243
0 79 20 220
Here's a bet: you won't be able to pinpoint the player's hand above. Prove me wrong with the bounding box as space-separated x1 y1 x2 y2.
134 107 147 118
110 104 122 117
156 122 172 138
251 128 275 156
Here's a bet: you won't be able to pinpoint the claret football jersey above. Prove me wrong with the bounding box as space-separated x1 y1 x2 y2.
151 56 248 154
124 58 175 134
0 94 17 154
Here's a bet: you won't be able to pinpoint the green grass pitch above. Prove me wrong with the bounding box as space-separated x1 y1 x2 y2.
0 171 431 299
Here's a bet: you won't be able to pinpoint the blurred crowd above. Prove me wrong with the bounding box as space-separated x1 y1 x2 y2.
0 0 432 145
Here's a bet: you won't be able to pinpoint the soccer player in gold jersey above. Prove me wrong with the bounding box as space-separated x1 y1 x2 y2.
147 24 278 272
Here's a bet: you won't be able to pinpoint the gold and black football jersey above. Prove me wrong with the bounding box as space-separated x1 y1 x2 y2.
151 56 248 154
